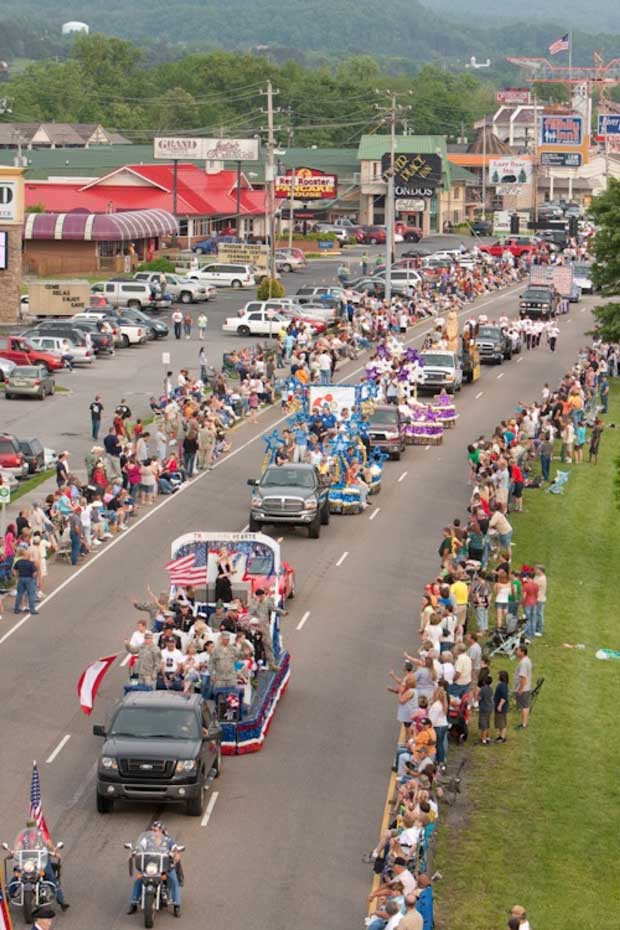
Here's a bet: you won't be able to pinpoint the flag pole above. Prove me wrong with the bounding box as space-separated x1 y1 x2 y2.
568 31 572 75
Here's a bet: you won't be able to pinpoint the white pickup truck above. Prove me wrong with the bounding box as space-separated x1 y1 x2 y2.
133 272 215 303
419 349 463 394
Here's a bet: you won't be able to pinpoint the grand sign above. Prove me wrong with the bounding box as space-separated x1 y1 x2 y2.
381 153 442 197
153 137 260 161
274 167 337 200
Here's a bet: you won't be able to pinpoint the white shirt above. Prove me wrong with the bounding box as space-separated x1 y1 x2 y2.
129 629 146 650
391 868 417 896
440 661 455 684
385 913 403 930
161 648 184 673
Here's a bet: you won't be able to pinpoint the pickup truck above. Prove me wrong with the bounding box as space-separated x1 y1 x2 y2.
248 463 330 538
133 272 215 303
419 350 463 394
480 237 537 259
519 285 558 320
93 691 221 816
476 325 513 364
394 221 422 242
0 335 65 372
366 404 407 460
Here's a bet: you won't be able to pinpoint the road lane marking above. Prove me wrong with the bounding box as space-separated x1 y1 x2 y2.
201 790 219 828
296 611 311 631
369 508 380 521
425 445 431 451
120 653 131 667
497 372 504 379
0 613 31 645
398 471 408 483
475 391 484 399
336 551 349 567
517 357 523 363
46 734 71 764
240 523 249 532
0 282 523 650
581 307 586 313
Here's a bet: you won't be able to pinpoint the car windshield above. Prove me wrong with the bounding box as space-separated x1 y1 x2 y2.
574 264 591 276
477 328 500 340
109 707 200 740
261 467 315 489
421 353 454 367
370 409 399 426
14 367 41 376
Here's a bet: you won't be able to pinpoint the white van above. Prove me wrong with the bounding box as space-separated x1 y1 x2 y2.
186 264 257 288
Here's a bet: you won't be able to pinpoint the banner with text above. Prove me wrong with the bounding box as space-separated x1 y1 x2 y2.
154 137 260 161
274 168 337 200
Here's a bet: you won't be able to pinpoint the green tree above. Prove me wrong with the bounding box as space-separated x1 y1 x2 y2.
588 178 620 341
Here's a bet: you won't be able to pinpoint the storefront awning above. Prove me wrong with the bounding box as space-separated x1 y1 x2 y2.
24 208 178 241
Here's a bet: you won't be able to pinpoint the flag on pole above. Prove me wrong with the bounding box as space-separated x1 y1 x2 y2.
0 875 13 930
165 548 207 587
549 33 570 55
77 654 118 715
29 762 50 844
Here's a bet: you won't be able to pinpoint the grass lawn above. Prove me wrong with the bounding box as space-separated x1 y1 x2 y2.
12 468 55 502
434 385 620 930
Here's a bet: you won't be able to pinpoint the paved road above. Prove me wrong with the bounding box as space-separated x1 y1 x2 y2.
0 281 594 930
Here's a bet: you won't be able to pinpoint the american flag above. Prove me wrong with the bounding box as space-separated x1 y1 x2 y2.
29 762 50 844
549 33 569 55
0 875 12 930
165 547 207 586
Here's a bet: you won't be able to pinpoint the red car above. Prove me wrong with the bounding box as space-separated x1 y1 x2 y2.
0 433 28 478
362 225 387 245
279 309 327 334
0 336 65 372
479 237 538 259
395 222 422 242
244 554 296 600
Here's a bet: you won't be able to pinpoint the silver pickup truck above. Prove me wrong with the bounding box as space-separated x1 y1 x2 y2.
248 463 330 539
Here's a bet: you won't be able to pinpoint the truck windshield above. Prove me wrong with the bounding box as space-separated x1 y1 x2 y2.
261 467 316 489
421 354 454 367
109 708 200 740
370 409 399 426
524 289 552 300
477 328 500 339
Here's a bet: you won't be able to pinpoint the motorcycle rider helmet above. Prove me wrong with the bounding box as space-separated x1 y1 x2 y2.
150 821 164 830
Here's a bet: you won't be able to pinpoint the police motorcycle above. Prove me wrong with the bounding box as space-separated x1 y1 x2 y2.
125 831 185 928
2 830 64 923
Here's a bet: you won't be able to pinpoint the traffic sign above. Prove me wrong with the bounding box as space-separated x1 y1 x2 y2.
0 485 11 504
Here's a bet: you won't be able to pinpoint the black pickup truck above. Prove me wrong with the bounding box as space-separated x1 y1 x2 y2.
475 325 513 365
519 284 558 320
94 691 221 816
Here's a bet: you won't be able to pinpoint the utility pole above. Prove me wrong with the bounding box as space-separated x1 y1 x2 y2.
376 91 411 303
286 120 296 251
481 116 487 221
532 94 539 223
260 80 279 295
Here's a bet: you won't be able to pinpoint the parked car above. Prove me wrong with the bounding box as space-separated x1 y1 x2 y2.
91 280 170 311
18 438 45 474
133 272 214 303
117 307 169 339
0 358 16 382
361 225 387 245
275 249 307 273
0 469 19 491
186 264 256 288
67 319 115 355
26 334 94 366
0 336 65 372
191 234 239 254
394 221 422 242
573 263 594 294
5 365 55 400
479 237 538 259
26 321 93 351
470 218 493 236
72 313 148 347
222 308 288 337
0 433 28 478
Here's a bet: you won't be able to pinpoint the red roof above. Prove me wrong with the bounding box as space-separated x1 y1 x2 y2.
25 163 265 218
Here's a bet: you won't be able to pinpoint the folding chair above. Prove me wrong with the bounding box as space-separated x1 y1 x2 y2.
489 627 526 659
529 676 545 715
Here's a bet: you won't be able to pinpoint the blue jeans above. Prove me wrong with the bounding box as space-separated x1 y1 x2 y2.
475 606 489 631
91 418 101 440
367 918 387 930
15 576 36 613
498 531 512 550
535 602 545 634
132 868 180 906
183 453 196 476
70 530 82 565
434 725 449 764
524 605 536 638
540 454 551 481
123 682 154 694
320 370 331 385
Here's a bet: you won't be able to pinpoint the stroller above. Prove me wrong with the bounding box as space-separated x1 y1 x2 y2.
488 621 527 658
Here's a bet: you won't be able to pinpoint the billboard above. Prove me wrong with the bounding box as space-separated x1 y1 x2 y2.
539 116 583 146
496 88 531 105
488 157 532 186
274 167 337 200
597 114 620 136
540 152 582 167
308 384 357 415
217 243 269 269
530 264 574 298
381 152 442 196
153 136 260 161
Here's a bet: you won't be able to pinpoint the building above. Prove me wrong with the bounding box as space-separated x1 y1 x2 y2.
0 122 131 150
475 106 544 150
357 134 452 235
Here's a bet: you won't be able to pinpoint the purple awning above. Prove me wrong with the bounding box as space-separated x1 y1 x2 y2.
24 208 178 241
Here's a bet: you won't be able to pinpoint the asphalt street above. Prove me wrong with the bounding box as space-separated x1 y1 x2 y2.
0 279 595 930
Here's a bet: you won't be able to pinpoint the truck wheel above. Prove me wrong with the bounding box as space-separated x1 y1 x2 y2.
122 334 130 348
308 513 321 538
320 501 330 525
231 279 242 288
248 515 261 532
180 291 192 304
495 356 503 365
369 237 378 245
392 448 401 461
282 263 292 273
466 370 473 383
5 392 12 399
186 779 206 816
128 300 141 309
96 792 113 814
237 325 251 337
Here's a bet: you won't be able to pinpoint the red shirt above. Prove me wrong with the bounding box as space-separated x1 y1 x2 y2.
522 579 539 607
511 465 524 483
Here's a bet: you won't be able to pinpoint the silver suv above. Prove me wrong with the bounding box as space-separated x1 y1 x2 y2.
93 280 170 311
133 272 213 303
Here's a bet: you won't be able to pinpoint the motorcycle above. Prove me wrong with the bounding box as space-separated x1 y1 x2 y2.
125 832 185 929
2 832 64 923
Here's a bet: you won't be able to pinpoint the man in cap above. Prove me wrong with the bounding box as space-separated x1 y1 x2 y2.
124 631 161 692
247 588 288 671
11 819 69 911
31 906 56 930
208 630 239 690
